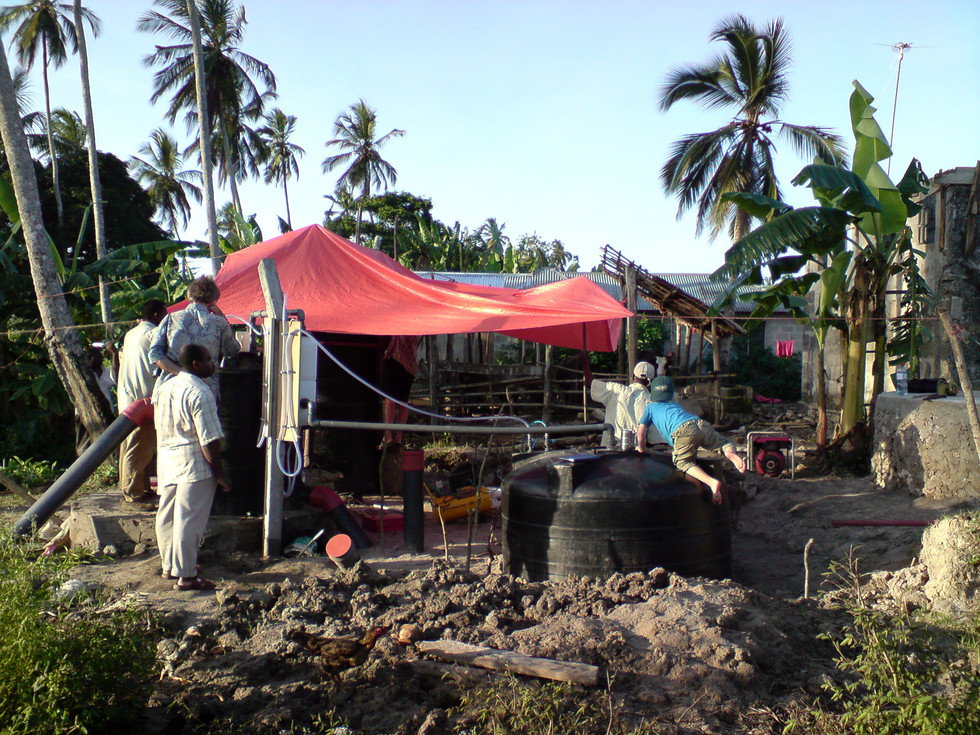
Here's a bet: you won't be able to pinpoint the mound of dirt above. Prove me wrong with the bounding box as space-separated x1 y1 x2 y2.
23 468 975 734
139 562 847 734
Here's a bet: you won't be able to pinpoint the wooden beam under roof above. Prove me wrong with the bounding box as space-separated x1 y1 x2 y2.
599 245 743 340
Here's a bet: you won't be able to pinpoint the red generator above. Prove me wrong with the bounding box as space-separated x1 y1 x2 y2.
746 432 795 478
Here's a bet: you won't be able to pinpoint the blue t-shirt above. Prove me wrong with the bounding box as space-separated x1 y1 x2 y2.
639 401 698 446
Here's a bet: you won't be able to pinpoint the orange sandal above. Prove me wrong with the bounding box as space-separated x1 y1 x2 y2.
162 565 201 580
174 575 216 591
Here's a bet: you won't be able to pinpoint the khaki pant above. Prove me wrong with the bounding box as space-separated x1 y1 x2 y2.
156 476 217 579
671 419 731 473
119 423 156 501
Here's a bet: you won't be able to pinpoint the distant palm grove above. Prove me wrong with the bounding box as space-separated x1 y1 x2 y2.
0 0 585 462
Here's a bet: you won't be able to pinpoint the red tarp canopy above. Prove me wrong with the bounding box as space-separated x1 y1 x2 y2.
210 225 630 351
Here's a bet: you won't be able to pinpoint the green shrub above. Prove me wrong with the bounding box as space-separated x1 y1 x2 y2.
784 555 980 734
0 456 61 488
731 340 802 401
0 532 158 734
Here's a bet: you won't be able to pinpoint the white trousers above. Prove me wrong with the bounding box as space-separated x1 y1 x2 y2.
156 476 217 579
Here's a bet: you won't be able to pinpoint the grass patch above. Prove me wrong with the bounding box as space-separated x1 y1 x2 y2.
0 530 158 734
783 554 980 735
451 673 649 734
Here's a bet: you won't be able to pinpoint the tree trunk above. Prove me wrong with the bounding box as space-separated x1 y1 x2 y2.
41 42 63 229
283 175 291 229
815 338 828 461
937 307 980 468
221 127 243 215
74 0 111 331
0 44 111 437
186 0 220 273
840 267 871 435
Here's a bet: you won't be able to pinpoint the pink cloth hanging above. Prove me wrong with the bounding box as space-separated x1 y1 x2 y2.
776 340 794 357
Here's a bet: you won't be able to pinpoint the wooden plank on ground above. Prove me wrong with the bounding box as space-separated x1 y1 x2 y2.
418 640 599 686
0 469 36 504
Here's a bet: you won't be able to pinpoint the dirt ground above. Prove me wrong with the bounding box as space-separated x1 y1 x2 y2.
2 455 969 734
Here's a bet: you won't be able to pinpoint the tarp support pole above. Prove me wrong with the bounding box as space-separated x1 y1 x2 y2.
259 258 285 557
626 267 638 373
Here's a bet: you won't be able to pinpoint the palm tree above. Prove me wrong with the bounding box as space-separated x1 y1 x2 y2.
659 15 846 244
184 0 218 269
0 0 100 229
9 65 40 126
257 107 304 229
129 128 202 236
71 0 111 328
27 106 84 157
322 99 404 243
137 0 277 218
0 40 111 440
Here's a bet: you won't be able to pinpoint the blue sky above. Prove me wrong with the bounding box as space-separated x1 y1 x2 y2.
27 0 980 274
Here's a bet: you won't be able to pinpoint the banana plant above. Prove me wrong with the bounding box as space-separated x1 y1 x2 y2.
398 215 464 270
216 203 263 254
716 80 930 440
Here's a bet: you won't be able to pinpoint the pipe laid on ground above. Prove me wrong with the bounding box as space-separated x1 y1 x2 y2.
309 486 373 549
307 419 610 436
831 519 933 527
13 399 153 536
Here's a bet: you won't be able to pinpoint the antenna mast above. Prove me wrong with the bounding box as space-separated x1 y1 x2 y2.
887 42 912 175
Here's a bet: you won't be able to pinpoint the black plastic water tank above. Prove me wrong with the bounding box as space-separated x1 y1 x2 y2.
215 366 264 515
502 450 731 581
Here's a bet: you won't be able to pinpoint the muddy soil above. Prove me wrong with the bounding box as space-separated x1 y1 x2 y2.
3 465 966 734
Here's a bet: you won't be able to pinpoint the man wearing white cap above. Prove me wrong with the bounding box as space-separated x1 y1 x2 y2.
590 361 656 449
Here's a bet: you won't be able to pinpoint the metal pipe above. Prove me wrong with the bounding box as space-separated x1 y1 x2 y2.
307 417 610 436
832 519 932 528
14 399 153 536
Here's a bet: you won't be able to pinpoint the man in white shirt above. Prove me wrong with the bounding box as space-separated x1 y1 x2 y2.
590 361 656 448
117 300 167 505
154 343 228 591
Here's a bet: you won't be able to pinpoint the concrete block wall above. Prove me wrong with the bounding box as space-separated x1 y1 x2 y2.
872 393 980 501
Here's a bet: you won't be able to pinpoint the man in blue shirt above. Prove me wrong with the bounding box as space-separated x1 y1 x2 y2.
636 377 745 503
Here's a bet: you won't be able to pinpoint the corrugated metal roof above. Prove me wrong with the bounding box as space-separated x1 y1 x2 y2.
415 270 656 310
656 274 762 314
414 269 777 318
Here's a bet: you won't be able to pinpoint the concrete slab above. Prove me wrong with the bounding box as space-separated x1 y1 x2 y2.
64 490 496 568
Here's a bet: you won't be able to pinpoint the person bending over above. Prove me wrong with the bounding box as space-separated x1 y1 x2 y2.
149 276 240 396
590 361 655 448
636 376 745 503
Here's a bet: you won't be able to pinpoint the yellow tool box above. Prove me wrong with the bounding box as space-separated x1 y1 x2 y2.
425 483 493 522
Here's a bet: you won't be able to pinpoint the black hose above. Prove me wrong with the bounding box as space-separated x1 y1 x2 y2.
13 411 140 536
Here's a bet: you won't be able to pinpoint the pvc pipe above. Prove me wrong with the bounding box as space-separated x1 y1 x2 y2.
308 417 610 436
831 519 932 527
309 486 373 549
403 449 425 552
13 399 153 536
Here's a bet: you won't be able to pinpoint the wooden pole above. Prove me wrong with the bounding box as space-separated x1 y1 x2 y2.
258 259 285 557
543 344 553 423
418 640 599 686
581 323 588 422
427 335 440 423
711 318 721 373
937 307 980 467
626 267 638 372
696 329 704 377
683 327 693 375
